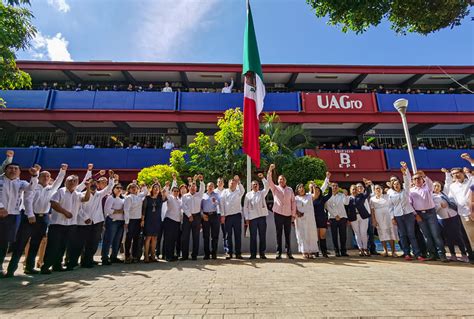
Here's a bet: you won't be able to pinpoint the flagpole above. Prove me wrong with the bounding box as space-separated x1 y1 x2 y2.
246 155 251 192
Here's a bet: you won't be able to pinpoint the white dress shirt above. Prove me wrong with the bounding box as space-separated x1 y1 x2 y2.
445 173 473 217
26 169 66 217
50 187 85 226
77 177 114 225
325 193 349 219
163 141 175 150
181 181 205 217
221 79 234 93
433 193 458 220
389 173 415 217
243 179 269 220
220 183 245 216
124 189 147 224
164 194 182 222
104 196 125 221
0 174 38 216
162 86 173 93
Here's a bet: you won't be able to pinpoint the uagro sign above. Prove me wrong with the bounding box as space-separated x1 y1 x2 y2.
302 93 377 113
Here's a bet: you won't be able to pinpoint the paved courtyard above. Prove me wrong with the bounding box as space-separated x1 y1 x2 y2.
0 255 473 318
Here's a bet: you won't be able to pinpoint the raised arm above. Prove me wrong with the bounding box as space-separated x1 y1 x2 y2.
0 150 13 174
123 196 132 224
267 164 277 193
321 172 331 193
50 164 67 193
77 163 93 192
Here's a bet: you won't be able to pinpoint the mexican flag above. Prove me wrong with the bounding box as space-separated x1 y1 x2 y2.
242 0 265 168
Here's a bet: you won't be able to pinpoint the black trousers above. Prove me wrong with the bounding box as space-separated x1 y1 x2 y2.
154 221 165 258
274 213 292 255
0 215 19 268
163 217 180 260
440 216 467 256
181 213 202 259
125 218 142 259
249 216 267 256
225 213 242 255
367 217 377 253
202 213 220 257
7 214 48 274
68 222 103 268
329 218 347 254
42 224 76 271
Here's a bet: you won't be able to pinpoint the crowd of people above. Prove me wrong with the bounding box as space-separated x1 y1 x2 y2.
317 140 472 151
0 150 473 278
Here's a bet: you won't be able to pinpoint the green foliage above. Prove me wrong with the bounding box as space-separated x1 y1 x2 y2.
169 149 187 176
137 165 182 187
306 0 470 35
281 156 327 189
0 0 35 90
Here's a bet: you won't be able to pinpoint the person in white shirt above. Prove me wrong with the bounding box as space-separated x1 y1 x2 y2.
220 175 245 259
418 143 428 150
432 181 468 262
325 182 350 257
123 182 148 263
215 177 228 254
243 173 269 259
84 140 95 149
0 163 40 278
356 182 377 255
361 142 373 150
72 141 83 149
6 164 67 276
163 185 182 261
162 81 173 93
294 184 319 259
69 170 115 269
388 166 424 261
180 175 205 261
163 137 175 150
201 181 221 260
370 184 398 257
40 175 91 274
102 183 125 265
221 78 234 93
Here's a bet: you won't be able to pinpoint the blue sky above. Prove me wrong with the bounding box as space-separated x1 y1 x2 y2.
17 0 474 65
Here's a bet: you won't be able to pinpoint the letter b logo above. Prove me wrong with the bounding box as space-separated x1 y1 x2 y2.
339 153 351 168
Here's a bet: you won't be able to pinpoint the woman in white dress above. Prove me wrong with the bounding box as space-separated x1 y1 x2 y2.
294 184 319 258
370 184 398 257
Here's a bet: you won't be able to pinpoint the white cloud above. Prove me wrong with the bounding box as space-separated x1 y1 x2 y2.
47 0 70 13
137 0 219 60
30 32 73 61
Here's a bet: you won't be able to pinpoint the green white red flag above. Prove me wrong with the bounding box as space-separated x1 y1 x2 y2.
242 0 265 168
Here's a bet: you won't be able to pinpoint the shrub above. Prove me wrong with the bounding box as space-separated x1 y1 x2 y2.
170 149 188 176
137 165 182 187
281 156 326 189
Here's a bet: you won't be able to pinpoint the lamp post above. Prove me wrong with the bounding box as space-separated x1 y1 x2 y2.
393 98 417 173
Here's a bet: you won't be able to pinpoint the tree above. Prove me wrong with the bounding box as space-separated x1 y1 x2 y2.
306 0 470 35
0 0 36 90
281 156 326 189
137 165 183 187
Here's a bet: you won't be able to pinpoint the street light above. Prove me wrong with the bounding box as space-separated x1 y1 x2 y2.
394 98 417 173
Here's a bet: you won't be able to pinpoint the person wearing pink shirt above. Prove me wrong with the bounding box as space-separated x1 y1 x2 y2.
405 162 448 262
267 164 296 259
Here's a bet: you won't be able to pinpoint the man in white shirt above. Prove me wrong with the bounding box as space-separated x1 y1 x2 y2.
6 164 67 276
180 175 205 260
221 78 234 94
356 182 378 255
361 142 373 150
325 183 350 257
68 170 115 269
0 163 40 278
163 185 181 261
84 140 95 149
72 141 83 149
243 173 269 259
215 177 228 254
162 81 173 93
163 137 175 150
40 175 91 274
220 175 245 259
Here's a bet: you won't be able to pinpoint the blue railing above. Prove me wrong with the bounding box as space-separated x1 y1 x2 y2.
384 149 471 170
1 90 301 112
376 94 473 112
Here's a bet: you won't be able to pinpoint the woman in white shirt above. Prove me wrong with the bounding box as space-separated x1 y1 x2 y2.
294 184 319 258
163 186 182 261
370 184 398 257
123 183 147 263
101 184 125 265
432 181 468 262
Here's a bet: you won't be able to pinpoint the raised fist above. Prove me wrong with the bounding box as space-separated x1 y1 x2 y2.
29 165 41 176
257 172 264 179
108 170 114 177
6 150 14 158
99 170 106 176
61 163 68 171
269 164 275 171
326 172 331 178
461 153 470 160
87 163 94 170
441 168 448 173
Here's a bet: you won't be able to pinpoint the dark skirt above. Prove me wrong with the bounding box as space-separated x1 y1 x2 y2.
315 211 328 229
143 197 163 237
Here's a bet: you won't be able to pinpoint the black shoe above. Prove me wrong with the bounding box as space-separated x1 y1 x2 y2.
179 257 188 261
276 253 282 260
212 253 217 260
322 253 329 258
335 252 341 257
102 259 112 266
80 264 94 269
315 252 320 258
110 257 123 264
93 261 99 265
203 255 210 260
53 266 67 272
341 252 349 257
260 254 267 259
249 255 257 260
65 266 75 271
40 267 52 275
166 257 178 262
1 272 14 278
439 255 449 263
24 268 40 275
287 253 294 260
236 254 244 259
192 256 197 261
225 253 233 260
371 251 380 256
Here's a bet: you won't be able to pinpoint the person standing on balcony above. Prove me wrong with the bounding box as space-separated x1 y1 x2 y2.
221 77 234 93
163 137 175 150
267 164 296 259
162 82 173 93
84 140 95 149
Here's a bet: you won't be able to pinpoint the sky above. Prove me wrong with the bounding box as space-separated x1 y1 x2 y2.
16 0 474 66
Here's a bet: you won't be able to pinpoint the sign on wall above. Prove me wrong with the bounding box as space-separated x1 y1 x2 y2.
302 93 377 113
